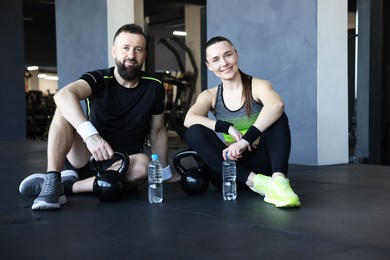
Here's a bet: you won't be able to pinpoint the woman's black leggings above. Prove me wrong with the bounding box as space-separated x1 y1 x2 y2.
185 112 291 189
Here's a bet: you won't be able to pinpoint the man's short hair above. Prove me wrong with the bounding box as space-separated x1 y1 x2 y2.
113 23 147 44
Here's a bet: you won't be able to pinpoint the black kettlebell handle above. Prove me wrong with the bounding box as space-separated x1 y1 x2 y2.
173 150 205 175
89 151 129 177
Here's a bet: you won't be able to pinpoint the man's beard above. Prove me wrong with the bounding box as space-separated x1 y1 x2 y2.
116 59 142 81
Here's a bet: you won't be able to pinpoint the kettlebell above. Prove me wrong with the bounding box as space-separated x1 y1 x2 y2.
173 150 209 195
89 152 130 202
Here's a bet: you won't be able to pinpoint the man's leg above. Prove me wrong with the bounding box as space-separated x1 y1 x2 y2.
32 109 76 210
62 127 93 193
125 153 149 190
19 171 78 197
72 153 149 193
19 130 89 198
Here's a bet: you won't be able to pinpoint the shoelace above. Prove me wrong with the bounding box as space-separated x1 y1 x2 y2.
41 177 55 194
255 175 269 189
276 178 290 190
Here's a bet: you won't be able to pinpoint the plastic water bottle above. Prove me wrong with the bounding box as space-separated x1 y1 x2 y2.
222 153 237 200
148 154 163 203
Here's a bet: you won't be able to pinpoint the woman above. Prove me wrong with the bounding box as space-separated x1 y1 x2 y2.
184 36 300 208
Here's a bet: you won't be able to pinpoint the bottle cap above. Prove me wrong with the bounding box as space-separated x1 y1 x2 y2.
151 154 158 160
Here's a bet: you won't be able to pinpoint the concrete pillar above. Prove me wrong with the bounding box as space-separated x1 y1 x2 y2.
185 4 202 102
355 0 389 165
317 0 348 164
107 0 144 67
56 0 144 89
0 0 26 140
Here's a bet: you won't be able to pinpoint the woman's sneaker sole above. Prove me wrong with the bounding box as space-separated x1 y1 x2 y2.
264 196 301 207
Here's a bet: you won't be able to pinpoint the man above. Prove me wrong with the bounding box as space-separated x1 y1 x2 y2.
19 23 178 210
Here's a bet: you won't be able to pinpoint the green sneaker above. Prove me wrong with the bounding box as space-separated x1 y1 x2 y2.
250 174 271 196
264 176 301 207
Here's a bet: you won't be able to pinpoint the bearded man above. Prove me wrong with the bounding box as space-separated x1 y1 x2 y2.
19 24 177 210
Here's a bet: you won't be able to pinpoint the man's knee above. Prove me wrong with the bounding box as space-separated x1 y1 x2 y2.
66 134 90 169
51 108 72 128
128 165 148 181
125 154 148 182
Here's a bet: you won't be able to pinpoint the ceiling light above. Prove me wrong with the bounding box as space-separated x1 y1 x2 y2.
44 75 59 81
173 31 187 36
38 74 58 80
27 66 39 71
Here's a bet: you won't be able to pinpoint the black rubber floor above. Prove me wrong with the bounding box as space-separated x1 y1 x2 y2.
1 140 390 259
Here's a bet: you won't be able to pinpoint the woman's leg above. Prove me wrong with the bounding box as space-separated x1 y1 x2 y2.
240 112 291 178
263 112 291 176
245 113 299 207
238 113 291 182
235 113 297 205
185 124 226 188
185 124 250 189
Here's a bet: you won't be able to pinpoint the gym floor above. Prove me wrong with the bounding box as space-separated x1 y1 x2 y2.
1 139 390 259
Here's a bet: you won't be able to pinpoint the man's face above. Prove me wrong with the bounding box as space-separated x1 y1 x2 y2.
112 32 147 81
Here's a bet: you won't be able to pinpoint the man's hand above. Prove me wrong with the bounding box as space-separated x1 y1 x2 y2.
85 135 114 161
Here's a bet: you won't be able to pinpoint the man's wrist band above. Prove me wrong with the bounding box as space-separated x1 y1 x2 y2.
242 126 262 144
162 165 172 181
76 121 99 142
215 120 233 133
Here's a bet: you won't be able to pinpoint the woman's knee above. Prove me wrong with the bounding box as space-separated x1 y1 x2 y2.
185 124 219 147
186 124 206 140
265 112 290 138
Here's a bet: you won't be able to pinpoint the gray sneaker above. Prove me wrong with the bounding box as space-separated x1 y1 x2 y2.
19 173 45 197
32 172 66 210
61 170 79 183
19 170 78 197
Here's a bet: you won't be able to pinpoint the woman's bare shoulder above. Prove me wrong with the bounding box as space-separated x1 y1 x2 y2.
252 77 272 88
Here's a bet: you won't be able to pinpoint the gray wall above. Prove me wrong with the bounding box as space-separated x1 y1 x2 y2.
56 0 108 89
207 0 318 164
0 0 26 140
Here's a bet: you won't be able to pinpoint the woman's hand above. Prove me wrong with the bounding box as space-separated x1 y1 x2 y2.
227 125 242 142
222 139 249 161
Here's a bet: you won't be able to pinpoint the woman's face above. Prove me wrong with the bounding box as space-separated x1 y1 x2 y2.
206 41 239 80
